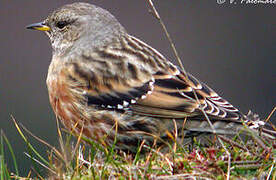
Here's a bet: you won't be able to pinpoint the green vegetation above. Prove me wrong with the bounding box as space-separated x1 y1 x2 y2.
1 114 275 179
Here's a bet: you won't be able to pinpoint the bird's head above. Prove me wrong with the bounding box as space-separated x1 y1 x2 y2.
27 2 125 55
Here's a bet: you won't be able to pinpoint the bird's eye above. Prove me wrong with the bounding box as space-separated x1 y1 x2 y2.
56 21 68 29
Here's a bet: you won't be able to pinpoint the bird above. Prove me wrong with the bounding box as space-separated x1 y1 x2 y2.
26 2 271 151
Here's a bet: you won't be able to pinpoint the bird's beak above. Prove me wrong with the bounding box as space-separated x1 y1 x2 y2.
26 22 51 31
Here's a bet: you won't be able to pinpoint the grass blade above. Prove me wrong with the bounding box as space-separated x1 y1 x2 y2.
1 131 19 176
11 116 51 169
0 133 11 180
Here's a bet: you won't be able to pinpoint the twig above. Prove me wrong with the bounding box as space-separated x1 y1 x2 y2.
146 0 187 77
172 119 178 153
231 160 261 165
264 106 276 123
24 152 56 175
218 135 248 152
234 164 263 169
266 159 275 180
146 1 231 179
156 173 213 180
191 88 231 180
260 106 276 137
54 105 67 164
19 123 63 160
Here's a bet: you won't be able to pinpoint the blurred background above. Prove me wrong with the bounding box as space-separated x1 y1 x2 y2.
1 0 275 176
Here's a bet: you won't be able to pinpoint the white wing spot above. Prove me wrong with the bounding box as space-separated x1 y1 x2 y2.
117 104 124 109
141 95 147 99
196 83 202 89
123 101 129 106
174 69 180 75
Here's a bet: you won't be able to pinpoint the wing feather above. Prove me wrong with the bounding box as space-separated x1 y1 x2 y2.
134 69 243 121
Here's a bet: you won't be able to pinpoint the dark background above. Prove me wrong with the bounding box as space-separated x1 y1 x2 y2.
1 0 275 176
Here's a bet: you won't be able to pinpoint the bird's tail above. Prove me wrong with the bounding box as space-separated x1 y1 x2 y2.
183 110 275 140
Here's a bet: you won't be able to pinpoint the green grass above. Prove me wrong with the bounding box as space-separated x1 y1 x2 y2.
1 115 275 179
0 131 19 180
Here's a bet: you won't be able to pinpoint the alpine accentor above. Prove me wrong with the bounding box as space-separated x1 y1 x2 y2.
27 2 269 151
